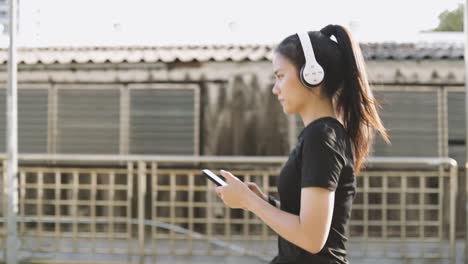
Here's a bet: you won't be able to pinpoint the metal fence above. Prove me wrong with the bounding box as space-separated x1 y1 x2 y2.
0 154 459 263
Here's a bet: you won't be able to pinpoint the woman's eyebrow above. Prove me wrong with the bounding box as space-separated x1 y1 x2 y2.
274 69 283 75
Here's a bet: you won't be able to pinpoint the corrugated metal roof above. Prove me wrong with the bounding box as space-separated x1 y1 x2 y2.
0 43 463 65
361 43 464 60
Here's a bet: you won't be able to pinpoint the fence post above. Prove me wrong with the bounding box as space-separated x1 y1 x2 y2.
138 161 147 264
449 162 458 264
2 159 7 259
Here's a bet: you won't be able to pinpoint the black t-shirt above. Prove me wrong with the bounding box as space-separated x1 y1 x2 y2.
270 117 356 264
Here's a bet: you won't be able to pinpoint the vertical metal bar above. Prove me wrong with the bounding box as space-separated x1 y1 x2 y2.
72 171 78 252
194 86 200 156
438 171 443 240
54 170 60 251
137 161 146 264
441 86 449 157
401 175 407 258
18 171 24 237
438 164 445 259
47 85 53 154
46 83 56 155
419 173 424 259
37 171 43 250
464 0 468 261
262 171 269 256
151 162 157 257
169 172 176 254
363 174 369 257
382 174 388 257
51 84 58 154
109 171 115 254
119 85 129 155
450 164 458 264
5 0 18 261
3 160 7 248
437 88 443 157
90 172 97 253
206 173 213 255
127 162 133 255
188 170 194 254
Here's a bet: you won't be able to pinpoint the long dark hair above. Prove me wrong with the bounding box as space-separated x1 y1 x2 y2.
274 24 389 173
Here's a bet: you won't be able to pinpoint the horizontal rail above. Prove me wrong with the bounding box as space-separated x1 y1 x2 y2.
0 154 458 168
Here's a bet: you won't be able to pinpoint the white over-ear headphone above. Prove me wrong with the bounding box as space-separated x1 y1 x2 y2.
297 32 325 88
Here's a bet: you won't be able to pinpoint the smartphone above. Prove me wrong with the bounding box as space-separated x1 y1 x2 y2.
201 169 227 186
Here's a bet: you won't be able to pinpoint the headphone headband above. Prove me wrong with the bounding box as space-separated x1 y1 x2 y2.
297 32 318 64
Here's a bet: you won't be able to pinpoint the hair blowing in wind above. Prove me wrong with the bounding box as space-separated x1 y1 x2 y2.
327 25 389 173
275 24 390 173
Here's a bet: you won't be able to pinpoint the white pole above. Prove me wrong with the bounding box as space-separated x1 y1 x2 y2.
5 0 18 262
465 1 468 263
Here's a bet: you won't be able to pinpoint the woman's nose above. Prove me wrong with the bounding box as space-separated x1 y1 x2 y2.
272 84 279 95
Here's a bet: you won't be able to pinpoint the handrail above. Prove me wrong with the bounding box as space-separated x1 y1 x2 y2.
0 154 459 167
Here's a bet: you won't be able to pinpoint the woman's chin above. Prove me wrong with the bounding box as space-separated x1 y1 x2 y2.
282 107 293 114
280 103 295 114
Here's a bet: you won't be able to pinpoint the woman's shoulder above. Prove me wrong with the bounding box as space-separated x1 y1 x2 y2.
300 116 347 143
300 117 352 167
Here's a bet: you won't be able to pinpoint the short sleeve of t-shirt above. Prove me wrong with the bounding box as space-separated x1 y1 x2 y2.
300 123 346 191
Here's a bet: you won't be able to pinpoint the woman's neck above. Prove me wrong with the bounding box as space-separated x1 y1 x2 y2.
299 97 336 127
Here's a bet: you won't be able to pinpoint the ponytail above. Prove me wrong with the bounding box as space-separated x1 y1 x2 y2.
275 24 389 174
323 24 389 173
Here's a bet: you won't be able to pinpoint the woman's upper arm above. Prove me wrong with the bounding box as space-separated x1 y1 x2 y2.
299 187 335 253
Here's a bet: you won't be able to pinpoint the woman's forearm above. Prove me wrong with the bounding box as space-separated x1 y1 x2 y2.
247 193 321 254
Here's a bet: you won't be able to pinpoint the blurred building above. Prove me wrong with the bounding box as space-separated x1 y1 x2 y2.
0 0 8 34
0 0 22 35
0 42 463 163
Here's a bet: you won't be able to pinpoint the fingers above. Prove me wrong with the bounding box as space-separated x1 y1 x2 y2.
215 186 223 200
215 186 222 195
246 182 258 192
220 169 239 183
246 182 257 187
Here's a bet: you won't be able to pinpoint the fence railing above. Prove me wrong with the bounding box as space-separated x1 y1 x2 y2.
0 154 459 263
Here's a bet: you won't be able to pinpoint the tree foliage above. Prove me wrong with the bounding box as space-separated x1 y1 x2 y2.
433 4 463 32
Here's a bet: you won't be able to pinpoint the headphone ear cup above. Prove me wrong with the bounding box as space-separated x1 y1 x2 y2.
300 64 318 89
299 65 308 88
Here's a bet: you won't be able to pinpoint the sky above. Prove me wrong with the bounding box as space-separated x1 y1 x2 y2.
14 0 466 46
